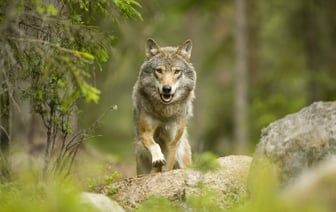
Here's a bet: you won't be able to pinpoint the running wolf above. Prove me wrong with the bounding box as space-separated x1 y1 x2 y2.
132 38 196 175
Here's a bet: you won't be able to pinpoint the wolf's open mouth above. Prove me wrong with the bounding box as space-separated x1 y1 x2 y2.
160 94 174 103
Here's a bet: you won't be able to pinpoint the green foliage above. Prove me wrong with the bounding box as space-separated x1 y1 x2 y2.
103 171 121 185
135 196 181 212
192 152 220 173
79 82 101 104
1 0 143 108
0 176 97 212
0 0 142 178
114 0 143 20
135 189 242 212
103 171 121 196
87 170 121 196
186 189 232 212
33 0 58 15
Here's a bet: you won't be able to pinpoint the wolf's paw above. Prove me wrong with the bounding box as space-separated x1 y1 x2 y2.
152 158 166 168
150 145 166 168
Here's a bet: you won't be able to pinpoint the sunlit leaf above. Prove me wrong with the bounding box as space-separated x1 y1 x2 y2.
114 0 143 20
74 51 95 61
81 82 101 104
46 4 58 16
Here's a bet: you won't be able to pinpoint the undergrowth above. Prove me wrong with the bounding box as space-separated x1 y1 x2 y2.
0 175 97 212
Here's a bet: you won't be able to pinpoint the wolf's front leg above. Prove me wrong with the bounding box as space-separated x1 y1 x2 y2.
147 141 166 170
139 111 166 172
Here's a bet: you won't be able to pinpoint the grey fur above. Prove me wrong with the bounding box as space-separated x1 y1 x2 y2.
132 39 196 174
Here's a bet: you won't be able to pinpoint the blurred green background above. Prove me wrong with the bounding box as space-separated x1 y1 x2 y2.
80 0 336 163
1 0 335 210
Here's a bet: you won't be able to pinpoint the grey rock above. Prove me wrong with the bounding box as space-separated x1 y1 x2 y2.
253 101 336 185
282 156 336 211
108 155 252 211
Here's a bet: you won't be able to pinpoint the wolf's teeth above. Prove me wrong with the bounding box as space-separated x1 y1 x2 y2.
160 94 173 103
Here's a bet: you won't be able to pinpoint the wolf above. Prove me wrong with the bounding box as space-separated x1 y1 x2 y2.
132 38 196 175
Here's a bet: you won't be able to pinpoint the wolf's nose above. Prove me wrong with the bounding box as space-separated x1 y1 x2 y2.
162 85 172 93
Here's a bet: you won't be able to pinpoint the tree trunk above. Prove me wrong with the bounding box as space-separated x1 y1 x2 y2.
0 76 11 180
303 0 320 103
234 0 249 153
28 114 47 157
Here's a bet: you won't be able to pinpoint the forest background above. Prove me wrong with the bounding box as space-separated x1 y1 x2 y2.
82 0 336 163
1 0 336 177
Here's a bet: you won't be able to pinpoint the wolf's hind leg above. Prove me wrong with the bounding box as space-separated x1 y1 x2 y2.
176 135 192 169
167 118 185 171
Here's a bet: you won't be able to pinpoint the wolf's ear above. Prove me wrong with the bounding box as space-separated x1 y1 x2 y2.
177 39 192 60
146 38 161 59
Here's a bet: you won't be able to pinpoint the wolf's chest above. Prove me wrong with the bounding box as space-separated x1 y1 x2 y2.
150 102 185 121
153 123 178 148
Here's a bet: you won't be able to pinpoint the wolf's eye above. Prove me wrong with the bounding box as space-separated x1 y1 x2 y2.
174 69 182 75
155 68 162 74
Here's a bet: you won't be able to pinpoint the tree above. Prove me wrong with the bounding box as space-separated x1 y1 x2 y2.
234 0 249 153
0 0 141 179
0 71 11 180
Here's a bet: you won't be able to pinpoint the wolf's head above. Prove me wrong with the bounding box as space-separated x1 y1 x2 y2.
138 38 196 105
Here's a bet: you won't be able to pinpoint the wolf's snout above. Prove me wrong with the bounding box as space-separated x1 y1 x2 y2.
162 85 172 94
159 85 174 103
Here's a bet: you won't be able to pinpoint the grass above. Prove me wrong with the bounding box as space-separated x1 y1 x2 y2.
0 142 129 212
0 175 97 212
1 148 331 212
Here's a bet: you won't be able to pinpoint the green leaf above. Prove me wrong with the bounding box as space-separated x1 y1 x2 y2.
46 4 58 16
95 48 108 62
74 51 95 61
114 0 143 20
36 6 44 14
81 82 101 104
